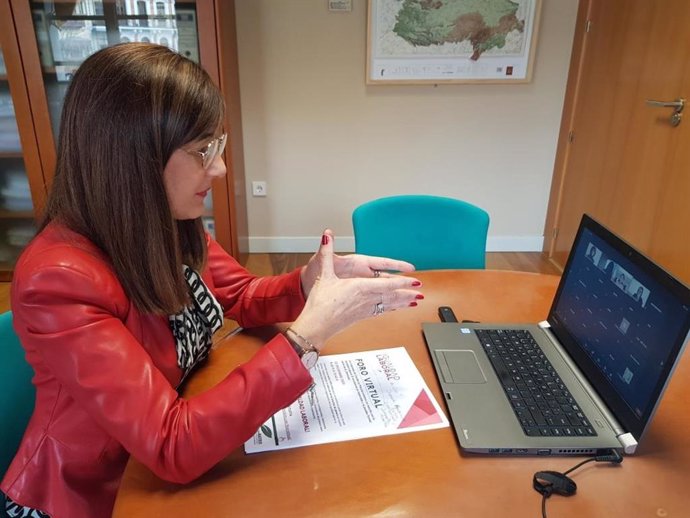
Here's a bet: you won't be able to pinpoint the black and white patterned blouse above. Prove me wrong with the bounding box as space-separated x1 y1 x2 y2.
3 496 49 518
3 266 224 516
169 265 224 384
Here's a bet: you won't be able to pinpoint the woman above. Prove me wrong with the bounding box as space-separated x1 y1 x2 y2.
1 43 423 518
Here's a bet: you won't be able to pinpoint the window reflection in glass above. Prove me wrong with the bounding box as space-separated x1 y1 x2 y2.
31 1 199 67
30 0 200 137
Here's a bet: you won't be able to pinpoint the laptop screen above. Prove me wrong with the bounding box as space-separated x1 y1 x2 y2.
548 215 690 440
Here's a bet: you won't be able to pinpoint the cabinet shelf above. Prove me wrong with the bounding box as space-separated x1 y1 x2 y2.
0 151 23 158
0 210 34 219
0 265 15 281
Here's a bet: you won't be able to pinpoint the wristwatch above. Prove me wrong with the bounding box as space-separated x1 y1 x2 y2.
286 328 319 370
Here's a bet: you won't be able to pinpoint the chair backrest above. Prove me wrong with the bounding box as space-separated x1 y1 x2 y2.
0 311 35 479
352 195 490 270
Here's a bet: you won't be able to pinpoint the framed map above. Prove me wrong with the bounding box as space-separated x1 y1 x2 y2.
367 0 542 84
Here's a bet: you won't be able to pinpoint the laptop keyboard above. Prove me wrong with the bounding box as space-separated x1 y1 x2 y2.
476 329 597 437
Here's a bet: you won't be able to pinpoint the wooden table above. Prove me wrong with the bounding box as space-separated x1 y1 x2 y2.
113 270 690 517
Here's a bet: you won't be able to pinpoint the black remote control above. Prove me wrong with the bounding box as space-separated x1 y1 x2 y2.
438 306 458 323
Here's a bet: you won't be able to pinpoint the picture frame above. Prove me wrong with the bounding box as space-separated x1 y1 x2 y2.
366 0 542 85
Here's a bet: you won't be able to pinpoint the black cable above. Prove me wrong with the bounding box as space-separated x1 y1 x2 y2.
536 449 623 518
562 456 597 476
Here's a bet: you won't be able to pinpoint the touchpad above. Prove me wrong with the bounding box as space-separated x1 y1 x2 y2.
434 350 487 384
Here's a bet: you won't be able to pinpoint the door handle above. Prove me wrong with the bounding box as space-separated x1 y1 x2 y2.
645 98 684 126
645 98 684 111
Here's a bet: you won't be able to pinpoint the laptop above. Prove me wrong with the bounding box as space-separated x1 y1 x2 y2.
422 214 690 455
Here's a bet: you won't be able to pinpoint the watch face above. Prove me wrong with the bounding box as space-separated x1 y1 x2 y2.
301 350 319 370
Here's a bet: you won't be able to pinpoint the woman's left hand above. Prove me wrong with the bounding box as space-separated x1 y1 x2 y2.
300 230 415 298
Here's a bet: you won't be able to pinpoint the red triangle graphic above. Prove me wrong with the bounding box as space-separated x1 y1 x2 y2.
398 389 443 428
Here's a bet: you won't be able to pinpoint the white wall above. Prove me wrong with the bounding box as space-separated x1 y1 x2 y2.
234 0 579 253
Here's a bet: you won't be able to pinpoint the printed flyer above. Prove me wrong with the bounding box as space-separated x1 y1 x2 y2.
245 347 448 453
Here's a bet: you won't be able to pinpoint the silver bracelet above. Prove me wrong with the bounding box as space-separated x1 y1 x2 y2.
286 327 318 352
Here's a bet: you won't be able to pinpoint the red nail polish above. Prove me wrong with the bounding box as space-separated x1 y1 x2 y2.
415 294 425 300
412 281 421 287
321 234 329 245
409 301 418 307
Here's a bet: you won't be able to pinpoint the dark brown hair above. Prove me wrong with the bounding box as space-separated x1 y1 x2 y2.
42 43 225 314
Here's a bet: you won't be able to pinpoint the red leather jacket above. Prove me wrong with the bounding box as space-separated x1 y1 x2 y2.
1 223 313 518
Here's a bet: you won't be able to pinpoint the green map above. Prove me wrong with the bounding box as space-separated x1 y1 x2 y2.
392 0 525 60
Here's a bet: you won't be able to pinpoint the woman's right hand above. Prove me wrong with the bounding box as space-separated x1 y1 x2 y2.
289 230 423 350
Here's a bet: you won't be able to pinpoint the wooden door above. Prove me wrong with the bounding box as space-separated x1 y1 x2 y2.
544 0 690 284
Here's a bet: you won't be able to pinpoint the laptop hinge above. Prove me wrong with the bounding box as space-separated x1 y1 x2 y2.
538 324 628 440
617 432 638 454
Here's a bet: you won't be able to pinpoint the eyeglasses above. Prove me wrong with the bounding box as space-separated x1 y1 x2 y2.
186 133 227 170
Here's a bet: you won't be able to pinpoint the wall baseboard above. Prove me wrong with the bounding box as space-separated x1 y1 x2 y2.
247 235 544 253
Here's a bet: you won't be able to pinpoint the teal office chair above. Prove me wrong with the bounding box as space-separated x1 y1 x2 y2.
0 311 35 480
352 195 490 270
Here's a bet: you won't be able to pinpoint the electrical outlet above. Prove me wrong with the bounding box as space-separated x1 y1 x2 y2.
329 0 352 12
252 181 267 197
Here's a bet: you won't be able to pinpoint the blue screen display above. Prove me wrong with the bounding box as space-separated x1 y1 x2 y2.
552 227 690 418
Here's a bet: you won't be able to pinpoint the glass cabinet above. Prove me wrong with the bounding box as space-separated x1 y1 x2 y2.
29 1 202 137
0 46 37 273
0 23 43 280
0 0 247 280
